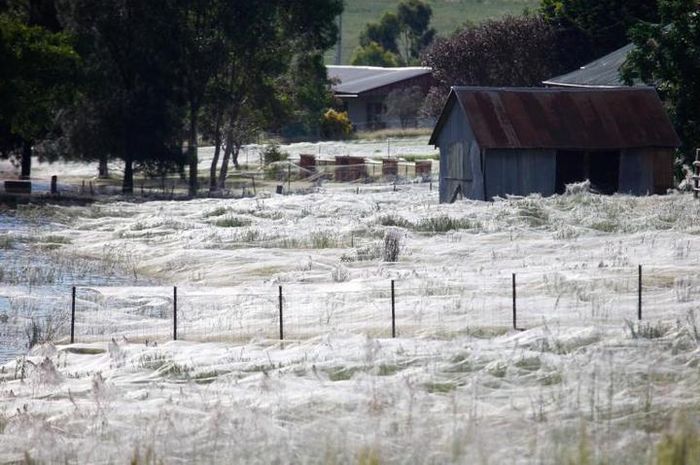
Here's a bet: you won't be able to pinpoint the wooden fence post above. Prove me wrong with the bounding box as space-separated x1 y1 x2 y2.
70 286 76 343
391 280 396 338
173 286 178 340
512 273 517 330
279 285 284 340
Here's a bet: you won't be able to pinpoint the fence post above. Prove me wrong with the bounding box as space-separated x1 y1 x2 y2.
70 286 76 344
512 273 517 330
391 280 396 338
173 286 178 340
279 285 284 340
638 265 642 321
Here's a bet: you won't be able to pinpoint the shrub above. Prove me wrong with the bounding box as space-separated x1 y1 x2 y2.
321 109 353 140
262 143 288 165
383 228 401 262
378 214 411 228
214 216 250 228
414 215 478 232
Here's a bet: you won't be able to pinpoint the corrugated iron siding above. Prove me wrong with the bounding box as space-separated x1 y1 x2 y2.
485 149 556 198
454 87 680 150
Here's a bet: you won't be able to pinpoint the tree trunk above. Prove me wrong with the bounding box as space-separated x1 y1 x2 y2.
231 143 241 169
122 155 134 194
218 130 233 190
98 155 109 178
188 106 198 197
20 140 32 179
208 112 223 193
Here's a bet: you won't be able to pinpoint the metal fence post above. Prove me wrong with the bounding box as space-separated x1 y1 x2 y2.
638 265 642 321
173 286 178 340
71 286 76 343
279 285 284 340
512 273 517 330
391 280 396 338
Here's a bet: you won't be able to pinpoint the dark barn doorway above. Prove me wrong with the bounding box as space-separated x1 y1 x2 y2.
555 150 620 194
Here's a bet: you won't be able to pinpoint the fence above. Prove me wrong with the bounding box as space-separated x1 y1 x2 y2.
4 264 691 346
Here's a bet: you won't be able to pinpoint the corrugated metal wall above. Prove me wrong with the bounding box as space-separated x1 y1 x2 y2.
619 149 654 195
485 149 556 199
437 103 484 202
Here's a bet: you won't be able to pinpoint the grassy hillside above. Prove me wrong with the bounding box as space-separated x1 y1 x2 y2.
329 0 539 64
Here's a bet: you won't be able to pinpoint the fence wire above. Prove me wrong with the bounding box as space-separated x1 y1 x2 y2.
9 265 699 347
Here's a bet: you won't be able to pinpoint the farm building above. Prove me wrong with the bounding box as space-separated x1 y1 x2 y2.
429 86 680 203
543 43 636 88
327 65 434 130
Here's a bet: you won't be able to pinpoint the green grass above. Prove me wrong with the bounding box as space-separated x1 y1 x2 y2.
328 0 538 65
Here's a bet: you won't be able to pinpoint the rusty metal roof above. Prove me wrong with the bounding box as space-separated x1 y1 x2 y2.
430 86 680 150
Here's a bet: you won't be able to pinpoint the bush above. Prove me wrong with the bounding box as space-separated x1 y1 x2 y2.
414 215 478 232
383 228 402 262
262 143 288 165
321 109 353 140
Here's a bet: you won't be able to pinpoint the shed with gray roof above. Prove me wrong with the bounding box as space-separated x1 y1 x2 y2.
327 66 433 130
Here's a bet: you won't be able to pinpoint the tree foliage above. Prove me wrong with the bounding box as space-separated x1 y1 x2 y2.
540 0 660 65
353 0 435 66
621 0 700 161
351 40 400 67
60 0 185 193
0 12 78 177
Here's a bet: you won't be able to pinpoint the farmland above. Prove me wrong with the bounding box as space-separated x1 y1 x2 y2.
1 137 700 464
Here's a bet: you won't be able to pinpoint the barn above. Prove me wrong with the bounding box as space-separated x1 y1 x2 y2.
429 86 681 203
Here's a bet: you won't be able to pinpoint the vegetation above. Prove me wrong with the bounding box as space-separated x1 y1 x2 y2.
621 0 700 164
0 12 79 179
422 15 567 117
333 0 539 64
0 0 343 195
320 109 353 140
352 0 436 66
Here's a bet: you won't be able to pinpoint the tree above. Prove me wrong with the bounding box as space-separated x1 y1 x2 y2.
0 13 79 178
422 15 569 118
351 40 400 66
385 86 424 128
359 12 401 54
353 0 435 67
397 0 436 64
203 0 343 191
540 0 659 65
621 0 700 162
61 0 185 194
424 15 565 87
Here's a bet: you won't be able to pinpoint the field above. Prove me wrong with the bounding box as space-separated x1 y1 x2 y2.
331 0 539 64
1 137 700 464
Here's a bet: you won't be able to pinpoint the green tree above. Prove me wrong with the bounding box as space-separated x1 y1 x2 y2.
360 11 401 54
621 0 700 162
354 0 435 67
61 0 185 194
397 0 436 64
541 0 659 65
351 40 400 66
0 13 79 178
204 0 343 191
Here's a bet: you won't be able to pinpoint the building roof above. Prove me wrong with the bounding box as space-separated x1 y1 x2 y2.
543 43 636 88
327 65 432 96
429 86 680 150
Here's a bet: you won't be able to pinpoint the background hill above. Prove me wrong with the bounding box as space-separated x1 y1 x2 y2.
329 0 539 64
